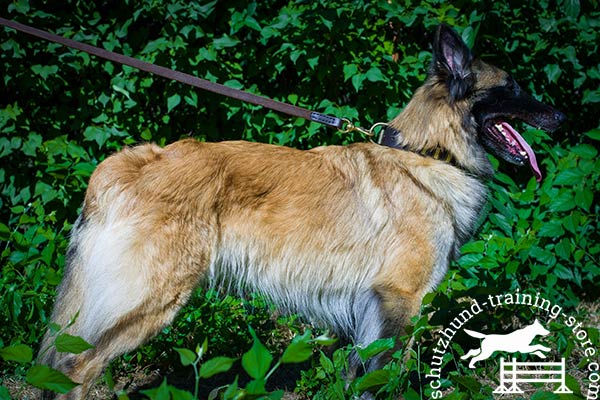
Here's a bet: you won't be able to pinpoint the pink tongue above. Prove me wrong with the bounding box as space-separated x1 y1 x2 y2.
500 122 542 182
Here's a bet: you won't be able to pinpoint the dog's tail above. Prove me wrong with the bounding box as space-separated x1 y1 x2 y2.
463 328 486 339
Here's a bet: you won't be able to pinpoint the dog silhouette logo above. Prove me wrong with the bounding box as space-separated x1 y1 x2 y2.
461 319 551 368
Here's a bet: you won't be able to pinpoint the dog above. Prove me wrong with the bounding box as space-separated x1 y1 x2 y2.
38 24 565 398
461 319 552 368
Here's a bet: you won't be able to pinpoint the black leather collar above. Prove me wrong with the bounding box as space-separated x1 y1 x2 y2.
377 126 460 168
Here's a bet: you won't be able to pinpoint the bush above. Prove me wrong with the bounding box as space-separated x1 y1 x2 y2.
1 0 598 398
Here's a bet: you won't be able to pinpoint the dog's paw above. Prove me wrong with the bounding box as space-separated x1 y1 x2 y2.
532 350 547 358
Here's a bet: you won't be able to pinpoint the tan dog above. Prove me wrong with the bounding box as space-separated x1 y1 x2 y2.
39 25 565 398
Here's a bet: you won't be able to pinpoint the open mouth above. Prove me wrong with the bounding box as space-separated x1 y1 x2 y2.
483 120 542 182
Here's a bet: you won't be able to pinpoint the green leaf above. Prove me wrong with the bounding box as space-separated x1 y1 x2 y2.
553 264 574 281
168 386 194 400
213 35 240 49
582 89 600 104
549 190 576 212
281 330 313 363
488 213 513 236
167 94 181 113
343 64 358 81
561 0 580 19
0 385 10 400
0 223 10 241
538 220 564 237
530 391 561 400
554 168 585 185
241 328 272 380
403 387 421 400
544 64 561 83
529 247 556 266
174 347 196 367
574 188 593 211
461 240 485 254
311 334 337 346
83 126 111 147
22 133 42 156
217 375 238 400
26 365 78 394
245 379 267 395
9 0 30 14
355 338 395 363
570 144 597 159
318 351 334 374
452 375 482 392
54 334 94 354
30 64 58 79
584 128 600 141
0 344 33 363
365 67 386 82
141 378 170 400
355 369 390 392
224 79 244 90
199 356 236 378
461 26 476 48
351 74 365 92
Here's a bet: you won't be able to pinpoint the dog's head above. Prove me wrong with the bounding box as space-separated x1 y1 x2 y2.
531 319 551 337
430 24 566 181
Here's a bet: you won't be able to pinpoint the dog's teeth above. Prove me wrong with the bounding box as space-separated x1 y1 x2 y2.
495 123 507 137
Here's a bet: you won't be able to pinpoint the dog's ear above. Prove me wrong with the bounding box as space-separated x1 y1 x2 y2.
431 24 474 101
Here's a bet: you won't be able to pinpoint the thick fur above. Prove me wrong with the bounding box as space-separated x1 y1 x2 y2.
38 25 564 399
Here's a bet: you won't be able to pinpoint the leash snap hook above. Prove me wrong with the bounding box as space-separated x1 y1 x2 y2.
338 118 376 138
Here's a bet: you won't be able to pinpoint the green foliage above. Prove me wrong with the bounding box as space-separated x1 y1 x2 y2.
0 324 90 396
1 0 598 398
140 329 329 400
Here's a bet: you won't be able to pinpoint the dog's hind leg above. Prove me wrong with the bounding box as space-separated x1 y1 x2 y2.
38 215 91 383
460 348 481 360
40 210 211 399
62 287 196 399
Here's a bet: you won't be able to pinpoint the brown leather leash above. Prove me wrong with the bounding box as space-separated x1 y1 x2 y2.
0 17 348 130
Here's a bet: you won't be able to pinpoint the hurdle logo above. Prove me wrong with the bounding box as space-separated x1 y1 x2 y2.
461 319 551 368
494 357 572 394
425 290 598 399
461 319 573 394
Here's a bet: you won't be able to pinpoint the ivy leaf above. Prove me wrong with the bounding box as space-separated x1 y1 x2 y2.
544 64 561 83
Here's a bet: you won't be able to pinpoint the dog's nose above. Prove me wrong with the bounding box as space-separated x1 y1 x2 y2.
554 111 567 125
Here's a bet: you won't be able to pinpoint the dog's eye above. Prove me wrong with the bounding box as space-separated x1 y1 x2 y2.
505 78 521 95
